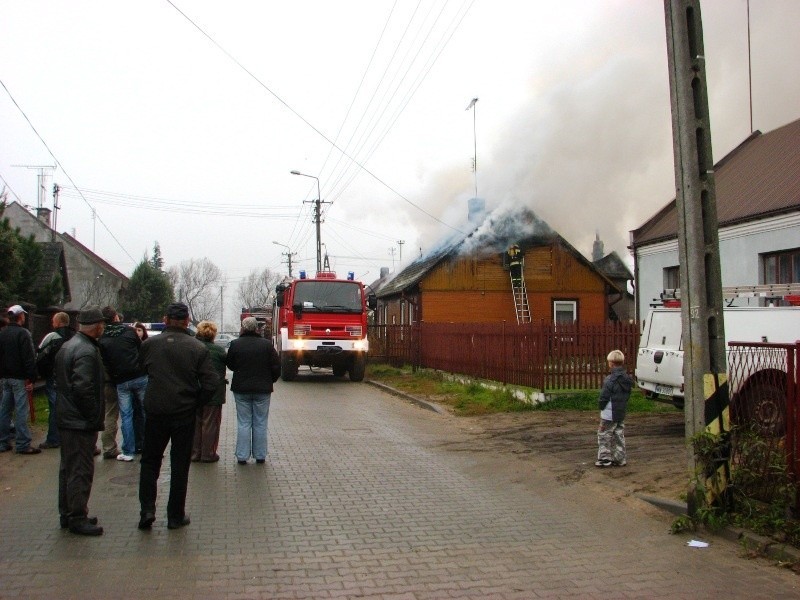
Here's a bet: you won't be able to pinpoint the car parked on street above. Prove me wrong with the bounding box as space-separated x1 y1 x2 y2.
215 333 234 349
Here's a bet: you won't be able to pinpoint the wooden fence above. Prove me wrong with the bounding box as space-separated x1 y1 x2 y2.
369 321 640 390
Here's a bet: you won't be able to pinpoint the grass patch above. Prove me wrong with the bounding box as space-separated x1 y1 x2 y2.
367 363 680 416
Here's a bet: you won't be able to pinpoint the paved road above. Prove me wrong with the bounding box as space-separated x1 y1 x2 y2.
1 374 797 599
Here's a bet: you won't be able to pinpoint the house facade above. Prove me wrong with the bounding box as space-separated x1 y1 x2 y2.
377 207 617 327
630 118 800 320
3 201 128 310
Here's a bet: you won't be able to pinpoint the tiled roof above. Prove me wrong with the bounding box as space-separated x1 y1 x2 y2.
632 118 800 246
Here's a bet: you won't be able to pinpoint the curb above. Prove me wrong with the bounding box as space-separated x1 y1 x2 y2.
365 380 446 414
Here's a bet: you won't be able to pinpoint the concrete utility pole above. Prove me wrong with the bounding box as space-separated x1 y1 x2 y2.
397 240 405 263
664 0 729 515
291 170 330 273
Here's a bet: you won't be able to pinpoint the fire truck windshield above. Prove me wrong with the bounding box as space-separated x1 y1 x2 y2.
293 281 362 312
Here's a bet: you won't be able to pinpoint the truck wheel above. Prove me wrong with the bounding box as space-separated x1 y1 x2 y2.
281 354 298 382
349 354 366 382
731 373 786 437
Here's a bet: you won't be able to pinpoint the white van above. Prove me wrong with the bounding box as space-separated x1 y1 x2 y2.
635 305 800 408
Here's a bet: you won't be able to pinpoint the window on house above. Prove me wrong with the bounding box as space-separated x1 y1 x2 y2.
663 266 680 291
763 248 800 284
553 300 577 324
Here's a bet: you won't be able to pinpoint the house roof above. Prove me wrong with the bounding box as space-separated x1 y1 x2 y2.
593 251 633 281
378 207 618 298
60 232 128 281
631 117 800 246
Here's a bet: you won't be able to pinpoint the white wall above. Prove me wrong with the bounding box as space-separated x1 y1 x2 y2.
635 212 800 320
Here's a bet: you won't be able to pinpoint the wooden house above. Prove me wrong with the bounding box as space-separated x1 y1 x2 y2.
376 207 618 327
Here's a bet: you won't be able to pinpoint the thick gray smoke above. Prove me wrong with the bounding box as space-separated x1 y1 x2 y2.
405 1 800 264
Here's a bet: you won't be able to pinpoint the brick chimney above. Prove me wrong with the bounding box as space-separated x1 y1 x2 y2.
36 207 52 228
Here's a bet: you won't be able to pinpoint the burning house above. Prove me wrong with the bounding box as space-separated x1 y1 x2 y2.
375 203 619 327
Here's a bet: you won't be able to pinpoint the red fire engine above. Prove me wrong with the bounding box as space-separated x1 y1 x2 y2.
272 270 376 381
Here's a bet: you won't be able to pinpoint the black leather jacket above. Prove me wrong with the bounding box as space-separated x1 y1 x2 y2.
139 326 219 417
99 323 144 384
0 322 37 380
54 332 106 431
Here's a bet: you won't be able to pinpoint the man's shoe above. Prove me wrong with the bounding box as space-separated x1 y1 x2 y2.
61 515 97 529
102 451 118 459
39 441 60 449
167 515 191 530
201 455 220 463
68 519 103 536
116 453 134 462
594 459 613 468
16 447 42 455
256 459 265 464
138 511 156 530
93 447 101 456
0 445 11 453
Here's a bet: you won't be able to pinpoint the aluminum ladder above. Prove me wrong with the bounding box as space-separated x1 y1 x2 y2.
511 272 531 324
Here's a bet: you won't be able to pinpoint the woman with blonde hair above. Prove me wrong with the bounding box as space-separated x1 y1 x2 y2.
191 320 227 462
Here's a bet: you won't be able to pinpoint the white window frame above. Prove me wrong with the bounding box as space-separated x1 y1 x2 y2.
553 300 577 324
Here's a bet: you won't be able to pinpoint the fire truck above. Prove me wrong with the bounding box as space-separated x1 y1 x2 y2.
272 270 377 381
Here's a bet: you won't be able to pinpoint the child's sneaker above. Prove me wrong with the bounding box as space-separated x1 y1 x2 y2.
612 460 627 467
594 459 613 468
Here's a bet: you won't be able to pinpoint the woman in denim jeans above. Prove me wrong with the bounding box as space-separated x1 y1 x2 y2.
225 317 280 464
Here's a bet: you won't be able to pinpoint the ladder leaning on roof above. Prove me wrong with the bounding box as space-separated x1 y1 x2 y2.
511 272 531 323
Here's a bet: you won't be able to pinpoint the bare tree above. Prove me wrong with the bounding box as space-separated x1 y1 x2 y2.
168 257 223 324
236 268 282 311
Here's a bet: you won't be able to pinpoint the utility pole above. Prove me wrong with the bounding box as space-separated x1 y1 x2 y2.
52 183 60 242
397 240 405 263
220 284 225 333
664 0 728 515
272 241 295 277
291 170 330 273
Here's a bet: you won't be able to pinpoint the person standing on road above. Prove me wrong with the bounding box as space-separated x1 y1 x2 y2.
225 317 280 465
137 302 218 531
596 349 632 468
191 320 227 463
0 305 41 455
98 307 147 462
98 307 122 460
54 306 106 536
36 312 75 450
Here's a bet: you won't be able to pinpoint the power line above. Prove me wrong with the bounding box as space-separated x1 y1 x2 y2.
164 0 464 235
0 77 136 263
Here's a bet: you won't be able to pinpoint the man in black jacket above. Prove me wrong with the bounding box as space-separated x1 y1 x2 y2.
137 302 218 531
0 305 40 454
37 311 75 449
54 306 106 536
98 307 146 461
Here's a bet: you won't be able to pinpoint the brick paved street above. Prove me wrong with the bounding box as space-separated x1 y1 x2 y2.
1 375 798 599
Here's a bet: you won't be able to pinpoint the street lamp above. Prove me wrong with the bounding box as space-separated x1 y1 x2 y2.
272 241 294 277
290 170 322 273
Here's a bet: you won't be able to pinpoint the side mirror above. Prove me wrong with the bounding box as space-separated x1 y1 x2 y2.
276 290 284 307
292 302 303 315
367 294 377 311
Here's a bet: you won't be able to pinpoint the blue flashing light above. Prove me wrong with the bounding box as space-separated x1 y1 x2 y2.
299 270 307 279
347 271 355 281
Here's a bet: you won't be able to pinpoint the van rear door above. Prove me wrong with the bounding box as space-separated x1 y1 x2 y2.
635 308 684 404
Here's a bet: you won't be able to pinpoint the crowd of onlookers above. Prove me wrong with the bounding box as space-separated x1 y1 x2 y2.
0 302 280 536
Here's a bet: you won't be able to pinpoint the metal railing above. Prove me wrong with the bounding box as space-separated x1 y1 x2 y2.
369 321 640 390
727 341 799 511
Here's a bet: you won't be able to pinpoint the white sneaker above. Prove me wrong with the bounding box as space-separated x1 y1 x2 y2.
116 453 134 462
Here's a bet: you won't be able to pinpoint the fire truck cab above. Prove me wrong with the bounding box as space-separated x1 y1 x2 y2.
272 270 376 381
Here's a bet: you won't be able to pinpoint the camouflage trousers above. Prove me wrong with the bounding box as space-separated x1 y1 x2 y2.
597 419 626 465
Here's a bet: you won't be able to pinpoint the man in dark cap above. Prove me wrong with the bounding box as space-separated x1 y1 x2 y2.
54 306 106 535
137 302 218 531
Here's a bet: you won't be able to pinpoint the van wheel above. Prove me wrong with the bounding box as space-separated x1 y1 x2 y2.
349 354 366 382
731 373 786 437
281 354 298 382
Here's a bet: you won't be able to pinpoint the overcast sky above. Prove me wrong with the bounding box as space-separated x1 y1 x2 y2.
2 1 798 322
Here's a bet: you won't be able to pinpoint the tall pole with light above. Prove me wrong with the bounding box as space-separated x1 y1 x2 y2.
290 170 325 273
272 241 295 277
